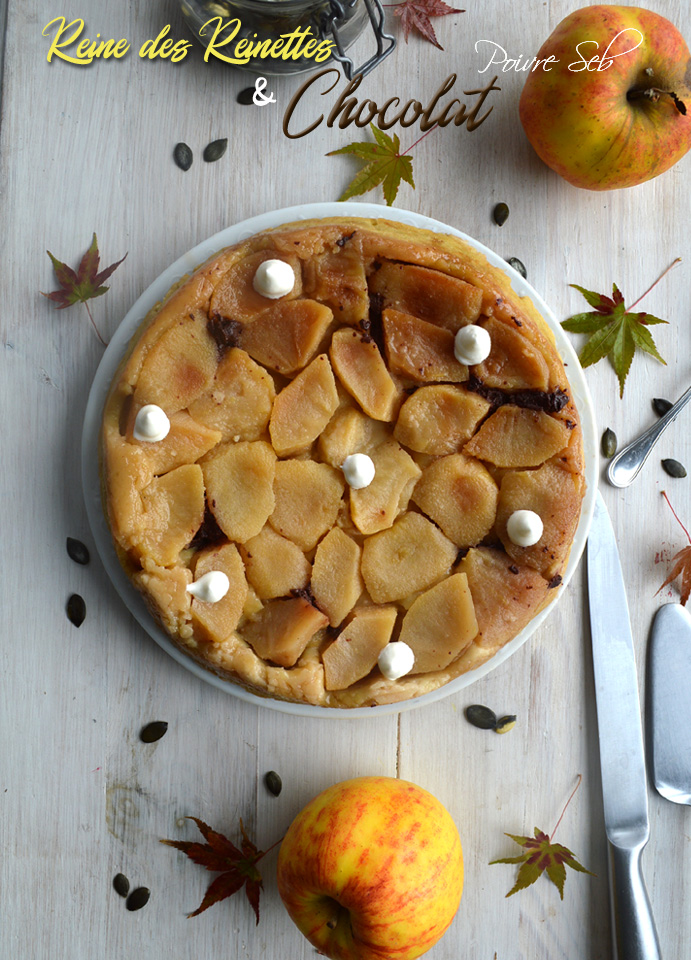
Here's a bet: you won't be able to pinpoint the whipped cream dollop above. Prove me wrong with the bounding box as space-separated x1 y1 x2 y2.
133 404 171 442
454 324 491 366
506 509 543 547
252 259 295 299
342 453 375 490
186 571 230 603
378 641 415 681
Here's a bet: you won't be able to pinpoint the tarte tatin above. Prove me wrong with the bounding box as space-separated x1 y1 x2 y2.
101 218 585 708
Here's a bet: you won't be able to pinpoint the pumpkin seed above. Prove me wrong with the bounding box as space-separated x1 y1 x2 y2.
662 458 687 478
237 87 255 105
653 397 673 417
126 887 150 912
66 537 90 565
601 428 617 459
465 704 497 729
203 138 228 162
140 721 168 743
493 202 509 226
495 715 517 734
506 257 527 279
173 142 193 171
264 770 282 797
66 594 86 627
113 873 130 898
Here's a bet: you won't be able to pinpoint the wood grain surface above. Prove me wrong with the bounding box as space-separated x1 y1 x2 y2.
1 1 690 958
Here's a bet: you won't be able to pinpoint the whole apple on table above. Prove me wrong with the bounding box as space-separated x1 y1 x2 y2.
277 776 464 960
519 4 691 189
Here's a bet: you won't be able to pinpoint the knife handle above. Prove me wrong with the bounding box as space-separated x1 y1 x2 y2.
609 841 661 960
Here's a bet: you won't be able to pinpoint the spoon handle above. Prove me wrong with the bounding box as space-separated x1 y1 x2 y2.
607 385 691 488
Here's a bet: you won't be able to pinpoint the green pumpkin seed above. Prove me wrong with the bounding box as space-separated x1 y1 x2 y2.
67 594 86 627
653 398 673 417
203 138 228 162
662 458 687 478
66 537 90 565
264 770 282 797
506 257 527 279
173 142 193 171
113 873 130 898
140 721 168 743
237 87 255 105
601 428 617 459
126 887 150 911
493 202 509 226
495 715 517 734
465 704 497 729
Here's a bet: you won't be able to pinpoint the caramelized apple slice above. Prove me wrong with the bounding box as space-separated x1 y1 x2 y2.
134 563 192 637
311 528 363 626
239 525 311 600
473 317 549 390
399 573 478 673
350 439 421 535
190 543 248 644
269 354 339 457
202 441 276 543
317 406 388 468
330 328 399 421
411 454 498 547
133 312 218 415
136 411 222 475
209 251 302 322
270 460 345 551
188 348 275 442
104 438 155 551
383 309 468 383
463 406 572 468
323 606 398 690
138 464 205 566
368 261 483 331
240 299 333 375
241 597 328 667
496 462 582 579
302 248 369 325
394 385 491 455
457 547 549 650
361 512 457 603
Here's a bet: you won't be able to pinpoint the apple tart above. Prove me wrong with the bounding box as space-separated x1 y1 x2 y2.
101 218 585 708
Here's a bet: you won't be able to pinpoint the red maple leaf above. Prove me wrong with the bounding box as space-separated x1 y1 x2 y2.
387 0 464 50
162 817 279 922
657 492 691 605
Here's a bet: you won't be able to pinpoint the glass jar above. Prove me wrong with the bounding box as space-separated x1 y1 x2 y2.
180 0 395 77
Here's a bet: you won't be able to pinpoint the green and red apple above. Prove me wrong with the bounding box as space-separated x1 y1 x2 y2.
276 776 464 960
519 5 691 189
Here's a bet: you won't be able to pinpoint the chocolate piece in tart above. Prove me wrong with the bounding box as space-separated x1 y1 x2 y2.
101 218 586 708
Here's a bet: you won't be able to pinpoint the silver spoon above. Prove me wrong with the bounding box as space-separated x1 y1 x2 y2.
607 384 691 487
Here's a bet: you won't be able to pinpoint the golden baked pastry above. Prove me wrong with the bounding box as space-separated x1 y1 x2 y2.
101 218 585 708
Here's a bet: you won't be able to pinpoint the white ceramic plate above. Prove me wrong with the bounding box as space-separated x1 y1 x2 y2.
82 202 598 718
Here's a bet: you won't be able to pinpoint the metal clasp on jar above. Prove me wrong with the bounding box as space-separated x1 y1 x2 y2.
325 0 395 79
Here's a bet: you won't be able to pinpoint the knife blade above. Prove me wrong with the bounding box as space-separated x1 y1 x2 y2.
587 491 661 960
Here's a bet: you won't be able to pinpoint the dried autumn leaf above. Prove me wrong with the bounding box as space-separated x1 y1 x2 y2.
161 816 277 922
388 0 464 49
327 124 415 206
561 259 680 397
657 491 691 605
490 828 594 899
41 233 127 345
490 775 594 899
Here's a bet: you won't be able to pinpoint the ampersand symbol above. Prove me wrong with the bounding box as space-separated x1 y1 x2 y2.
253 77 276 106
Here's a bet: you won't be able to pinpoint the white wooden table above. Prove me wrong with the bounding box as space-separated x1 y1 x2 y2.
2 1 690 957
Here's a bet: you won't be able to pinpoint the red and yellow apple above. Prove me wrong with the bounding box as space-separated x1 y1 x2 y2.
276 776 463 960
519 5 691 190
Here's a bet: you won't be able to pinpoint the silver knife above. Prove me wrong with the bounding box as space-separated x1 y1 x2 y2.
649 603 691 805
587 491 661 960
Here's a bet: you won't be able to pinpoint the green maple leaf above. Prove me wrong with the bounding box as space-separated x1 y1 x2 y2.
41 233 127 345
562 279 669 398
327 124 415 206
490 827 594 899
